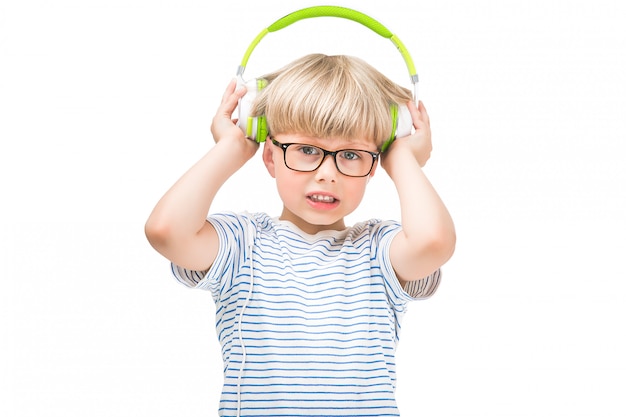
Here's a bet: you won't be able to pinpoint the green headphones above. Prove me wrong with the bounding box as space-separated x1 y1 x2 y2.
236 5 419 152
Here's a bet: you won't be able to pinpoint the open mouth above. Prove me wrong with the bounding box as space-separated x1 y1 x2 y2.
308 194 337 203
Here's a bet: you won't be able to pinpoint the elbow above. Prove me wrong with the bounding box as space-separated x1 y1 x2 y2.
440 222 457 261
424 224 456 266
440 227 456 264
145 214 174 253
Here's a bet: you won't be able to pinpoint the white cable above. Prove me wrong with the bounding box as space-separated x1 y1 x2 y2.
236 222 256 417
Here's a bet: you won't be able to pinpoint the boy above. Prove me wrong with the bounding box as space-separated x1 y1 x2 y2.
145 54 455 416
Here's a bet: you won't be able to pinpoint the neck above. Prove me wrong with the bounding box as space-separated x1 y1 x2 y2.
279 207 346 235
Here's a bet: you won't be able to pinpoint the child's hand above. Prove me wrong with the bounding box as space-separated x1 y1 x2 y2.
381 100 432 171
210 79 252 145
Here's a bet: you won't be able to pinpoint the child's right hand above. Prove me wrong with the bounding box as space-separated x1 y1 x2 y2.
210 80 258 157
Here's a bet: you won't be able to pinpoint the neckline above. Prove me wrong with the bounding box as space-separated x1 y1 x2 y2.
273 217 350 240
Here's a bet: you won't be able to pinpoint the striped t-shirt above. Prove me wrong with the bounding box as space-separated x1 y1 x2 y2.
172 212 441 416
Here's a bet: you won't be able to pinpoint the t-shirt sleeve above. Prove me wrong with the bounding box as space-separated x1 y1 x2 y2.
370 220 443 304
403 268 442 299
170 212 253 299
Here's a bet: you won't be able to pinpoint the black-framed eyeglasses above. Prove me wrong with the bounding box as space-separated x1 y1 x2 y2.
271 137 379 178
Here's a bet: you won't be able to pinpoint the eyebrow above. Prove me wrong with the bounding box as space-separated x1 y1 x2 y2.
299 138 378 152
298 142 378 153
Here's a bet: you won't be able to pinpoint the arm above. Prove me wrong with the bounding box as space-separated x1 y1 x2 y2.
381 101 456 284
145 80 258 271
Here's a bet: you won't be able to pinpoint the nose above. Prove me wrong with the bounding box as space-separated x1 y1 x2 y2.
314 154 339 182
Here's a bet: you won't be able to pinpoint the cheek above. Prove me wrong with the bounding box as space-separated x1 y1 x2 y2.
274 165 303 194
275 173 307 212
343 179 369 206
349 180 367 202
274 159 294 181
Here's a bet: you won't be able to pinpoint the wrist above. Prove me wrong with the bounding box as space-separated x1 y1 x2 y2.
214 135 258 164
381 140 415 177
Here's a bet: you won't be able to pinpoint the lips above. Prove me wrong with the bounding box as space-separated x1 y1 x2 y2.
306 192 340 209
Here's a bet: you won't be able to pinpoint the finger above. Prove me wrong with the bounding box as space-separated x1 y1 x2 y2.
418 101 430 127
220 79 237 104
218 82 247 117
406 100 424 130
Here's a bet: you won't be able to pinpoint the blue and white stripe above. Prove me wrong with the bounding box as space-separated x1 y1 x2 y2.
172 212 440 416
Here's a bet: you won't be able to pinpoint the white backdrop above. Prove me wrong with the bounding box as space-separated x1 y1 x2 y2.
2 0 625 416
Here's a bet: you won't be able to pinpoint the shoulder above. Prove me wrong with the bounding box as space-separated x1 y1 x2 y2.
348 218 402 242
208 211 273 231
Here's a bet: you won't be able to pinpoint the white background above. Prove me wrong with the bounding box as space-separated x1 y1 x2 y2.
2 0 625 416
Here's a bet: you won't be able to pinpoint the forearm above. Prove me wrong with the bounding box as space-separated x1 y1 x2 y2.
388 150 454 244
385 146 456 280
146 138 255 247
145 80 254 269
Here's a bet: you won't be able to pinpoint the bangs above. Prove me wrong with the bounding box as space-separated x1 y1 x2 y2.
251 54 412 148
265 70 391 144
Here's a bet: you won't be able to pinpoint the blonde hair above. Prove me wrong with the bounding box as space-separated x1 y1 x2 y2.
251 54 412 148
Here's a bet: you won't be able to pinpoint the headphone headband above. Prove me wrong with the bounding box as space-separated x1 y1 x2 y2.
237 5 419 87
236 5 418 147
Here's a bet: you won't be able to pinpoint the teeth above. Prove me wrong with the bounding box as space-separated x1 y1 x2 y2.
310 194 335 203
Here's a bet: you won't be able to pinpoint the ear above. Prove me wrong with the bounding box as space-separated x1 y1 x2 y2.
262 138 276 178
368 157 379 179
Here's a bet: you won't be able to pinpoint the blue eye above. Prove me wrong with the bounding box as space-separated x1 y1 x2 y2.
338 150 361 161
297 145 321 156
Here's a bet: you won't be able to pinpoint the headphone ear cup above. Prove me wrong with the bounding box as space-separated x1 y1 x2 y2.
380 103 413 152
395 104 413 139
237 79 268 143
236 79 257 141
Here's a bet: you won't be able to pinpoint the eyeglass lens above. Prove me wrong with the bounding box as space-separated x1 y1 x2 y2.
284 144 375 177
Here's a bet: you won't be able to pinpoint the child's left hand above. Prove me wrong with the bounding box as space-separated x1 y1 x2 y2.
381 100 432 170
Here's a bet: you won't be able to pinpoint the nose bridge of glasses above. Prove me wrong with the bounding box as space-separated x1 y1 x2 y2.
317 148 341 172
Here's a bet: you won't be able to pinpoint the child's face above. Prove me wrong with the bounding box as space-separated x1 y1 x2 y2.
263 134 378 234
